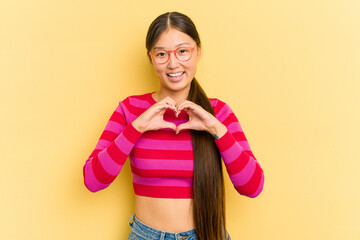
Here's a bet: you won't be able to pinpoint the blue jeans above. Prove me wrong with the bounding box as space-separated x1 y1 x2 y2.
128 214 231 240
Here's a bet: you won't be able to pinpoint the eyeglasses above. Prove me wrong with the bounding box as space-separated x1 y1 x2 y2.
149 45 197 64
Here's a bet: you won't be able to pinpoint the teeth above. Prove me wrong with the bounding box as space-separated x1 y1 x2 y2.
168 72 183 77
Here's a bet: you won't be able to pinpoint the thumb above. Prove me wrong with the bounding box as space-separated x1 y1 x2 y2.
175 122 191 135
162 121 177 131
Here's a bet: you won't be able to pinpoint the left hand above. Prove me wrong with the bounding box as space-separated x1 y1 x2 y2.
175 100 227 138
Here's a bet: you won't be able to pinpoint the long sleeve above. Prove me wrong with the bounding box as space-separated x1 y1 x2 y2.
213 100 264 198
83 101 143 192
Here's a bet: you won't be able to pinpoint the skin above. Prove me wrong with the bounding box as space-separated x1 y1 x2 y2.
131 28 228 232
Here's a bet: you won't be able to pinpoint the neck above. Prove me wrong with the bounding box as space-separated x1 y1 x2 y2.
154 86 190 104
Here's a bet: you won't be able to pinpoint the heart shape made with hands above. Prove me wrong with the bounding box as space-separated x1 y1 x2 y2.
171 107 191 120
173 108 181 118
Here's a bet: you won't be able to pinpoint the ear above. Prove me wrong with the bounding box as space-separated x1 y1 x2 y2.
148 53 154 65
196 45 202 62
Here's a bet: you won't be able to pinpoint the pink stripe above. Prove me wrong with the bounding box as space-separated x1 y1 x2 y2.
128 118 187 127
95 139 111 150
129 97 152 108
131 157 193 170
104 120 125 132
221 143 243 164
159 119 190 126
210 98 218 107
238 141 251 151
249 172 264 197
227 122 243 133
127 112 145 123
98 150 122 176
132 174 193 187
135 138 193 150
120 103 137 122
171 119 189 125
84 161 109 192
216 104 231 122
230 158 256 186
114 133 134 155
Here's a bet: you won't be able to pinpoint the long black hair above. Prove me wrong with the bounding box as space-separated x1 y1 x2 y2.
146 12 226 240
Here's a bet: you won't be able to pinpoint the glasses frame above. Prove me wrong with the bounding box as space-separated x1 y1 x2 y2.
149 45 197 65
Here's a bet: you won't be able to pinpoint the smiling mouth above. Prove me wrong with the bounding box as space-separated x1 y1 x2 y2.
167 72 185 77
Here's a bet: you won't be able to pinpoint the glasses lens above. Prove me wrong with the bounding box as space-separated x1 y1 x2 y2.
175 47 192 62
151 47 194 64
153 50 168 64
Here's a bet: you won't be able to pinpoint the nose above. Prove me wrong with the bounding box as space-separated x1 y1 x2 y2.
167 52 179 69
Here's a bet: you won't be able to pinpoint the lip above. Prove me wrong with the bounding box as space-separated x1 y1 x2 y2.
167 71 185 82
167 71 185 75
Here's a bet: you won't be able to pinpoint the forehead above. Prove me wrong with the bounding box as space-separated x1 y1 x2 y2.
153 28 196 49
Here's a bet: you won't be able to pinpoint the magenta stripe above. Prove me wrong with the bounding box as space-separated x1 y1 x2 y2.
227 122 244 133
249 172 264 198
231 158 256 186
114 133 134 155
238 141 251 151
210 99 218 106
104 120 125 132
132 174 193 187
98 150 121 176
84 162 109 192
131 157 193 170
127 112 141 123
127 112 188 126
95 139 111 150
220 143 243 165
130 97 152 108
120 103 138 122
172 119 190 125
216 104 231 122
135 138 193 150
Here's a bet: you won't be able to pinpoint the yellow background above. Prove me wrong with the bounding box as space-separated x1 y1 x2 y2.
1 0 359 239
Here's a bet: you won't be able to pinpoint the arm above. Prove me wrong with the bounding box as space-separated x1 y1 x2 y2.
213 100 264 198
83 101 143 192
83 96 177 192
175 99 264 198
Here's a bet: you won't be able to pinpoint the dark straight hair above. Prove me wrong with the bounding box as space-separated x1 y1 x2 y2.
146 12 226 240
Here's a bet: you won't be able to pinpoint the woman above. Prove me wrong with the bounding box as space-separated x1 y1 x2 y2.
83 12 264 240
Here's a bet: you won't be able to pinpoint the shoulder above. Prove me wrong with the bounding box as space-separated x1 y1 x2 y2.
209 97 232 114
120 92 151 103
209 97 238 123
118 92 153 109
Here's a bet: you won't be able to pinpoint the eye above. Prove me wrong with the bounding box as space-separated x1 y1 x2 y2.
178 48 189 54
155 51 167 58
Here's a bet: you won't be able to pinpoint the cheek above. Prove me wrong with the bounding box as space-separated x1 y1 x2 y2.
185 56 198 68
183 61 197 71
154 65 165 75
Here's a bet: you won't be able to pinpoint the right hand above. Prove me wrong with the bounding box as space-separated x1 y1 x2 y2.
131 97 177 133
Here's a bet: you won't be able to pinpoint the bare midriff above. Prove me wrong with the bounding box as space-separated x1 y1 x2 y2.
134 195 195 233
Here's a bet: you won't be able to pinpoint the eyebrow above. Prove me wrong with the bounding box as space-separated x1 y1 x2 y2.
153 42 191 50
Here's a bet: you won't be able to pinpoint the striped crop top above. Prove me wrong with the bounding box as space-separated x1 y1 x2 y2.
83 92 264 198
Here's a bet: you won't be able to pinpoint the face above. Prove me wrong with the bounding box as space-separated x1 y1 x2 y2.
150 28 201 95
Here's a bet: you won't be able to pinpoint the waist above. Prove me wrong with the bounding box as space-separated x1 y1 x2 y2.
134 195 195 232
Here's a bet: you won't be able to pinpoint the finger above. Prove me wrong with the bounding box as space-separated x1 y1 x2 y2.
175 99 188 108
174 105 194 118
156 103 176 112
161 121 177 131
176 100 191 110
176 122 192 134
177 101 199 112
158 96 176 107
144 104 175 121
178 105 198 117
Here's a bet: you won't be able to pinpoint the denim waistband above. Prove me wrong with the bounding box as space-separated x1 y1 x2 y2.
128 214 197 240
